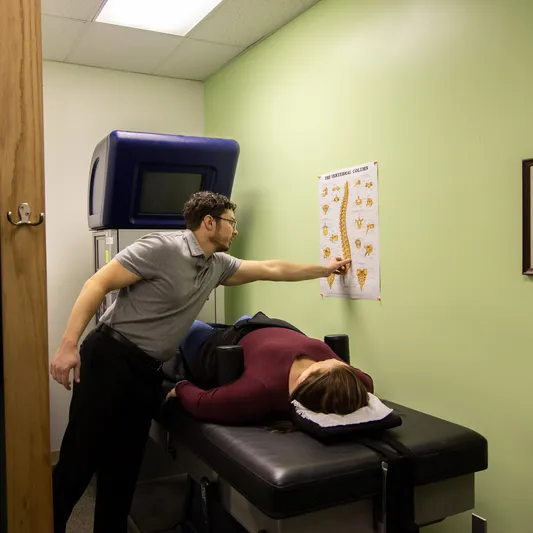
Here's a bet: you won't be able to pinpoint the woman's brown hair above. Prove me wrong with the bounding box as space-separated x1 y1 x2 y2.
291 363 369 415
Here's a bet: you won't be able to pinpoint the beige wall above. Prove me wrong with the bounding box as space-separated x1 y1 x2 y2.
43 61 204 451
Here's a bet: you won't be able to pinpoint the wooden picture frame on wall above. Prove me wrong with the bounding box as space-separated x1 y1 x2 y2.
522 158 533 275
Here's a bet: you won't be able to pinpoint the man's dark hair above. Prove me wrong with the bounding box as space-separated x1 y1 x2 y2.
183 191 237 230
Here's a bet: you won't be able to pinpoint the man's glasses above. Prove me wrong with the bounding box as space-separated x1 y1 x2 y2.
212 216 237 229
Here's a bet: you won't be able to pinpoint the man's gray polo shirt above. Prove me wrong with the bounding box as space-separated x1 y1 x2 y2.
99 230 241 361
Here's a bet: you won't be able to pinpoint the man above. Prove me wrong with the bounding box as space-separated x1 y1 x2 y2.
49 191 350 533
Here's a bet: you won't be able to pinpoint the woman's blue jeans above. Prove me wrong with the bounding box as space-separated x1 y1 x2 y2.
180 315 252 367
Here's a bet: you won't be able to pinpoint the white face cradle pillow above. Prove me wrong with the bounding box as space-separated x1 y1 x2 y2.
291 393 402 442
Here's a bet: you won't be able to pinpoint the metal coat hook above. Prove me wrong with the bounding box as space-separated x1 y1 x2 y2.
7 203 44 227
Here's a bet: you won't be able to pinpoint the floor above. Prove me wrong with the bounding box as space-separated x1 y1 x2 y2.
61 437 188 533
65 476 186 533
66 486 96 533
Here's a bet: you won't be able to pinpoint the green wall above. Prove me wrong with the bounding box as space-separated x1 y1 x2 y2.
205 1 533 531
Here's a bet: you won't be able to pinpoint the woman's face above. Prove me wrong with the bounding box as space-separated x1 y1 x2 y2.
296 358 347 387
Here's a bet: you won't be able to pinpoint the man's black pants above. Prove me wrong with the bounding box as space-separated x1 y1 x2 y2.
52 328 164 533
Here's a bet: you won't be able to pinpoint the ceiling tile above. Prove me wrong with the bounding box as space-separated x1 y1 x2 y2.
153 38 243 81
42 15 86 61
187 0 321 47
65 22 183 75
41 0 105 21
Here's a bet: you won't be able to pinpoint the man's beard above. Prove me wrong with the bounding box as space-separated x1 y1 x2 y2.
212 230 231 253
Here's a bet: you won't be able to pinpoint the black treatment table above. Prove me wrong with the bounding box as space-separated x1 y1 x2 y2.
150 398 487 533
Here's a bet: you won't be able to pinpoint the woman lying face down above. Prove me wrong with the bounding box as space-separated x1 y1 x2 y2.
166 320 373 426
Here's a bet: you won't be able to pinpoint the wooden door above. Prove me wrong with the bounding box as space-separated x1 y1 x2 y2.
0 0 53 531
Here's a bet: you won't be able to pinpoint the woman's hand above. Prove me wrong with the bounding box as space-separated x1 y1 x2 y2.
166 388 177 401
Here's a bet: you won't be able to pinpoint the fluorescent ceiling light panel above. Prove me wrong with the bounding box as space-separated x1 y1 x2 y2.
96 0 223 36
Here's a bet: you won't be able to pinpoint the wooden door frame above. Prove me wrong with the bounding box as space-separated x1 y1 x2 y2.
0 0 53 532
0 282 6 533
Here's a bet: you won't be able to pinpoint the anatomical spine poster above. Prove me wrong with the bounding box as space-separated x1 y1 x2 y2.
318 161 381 300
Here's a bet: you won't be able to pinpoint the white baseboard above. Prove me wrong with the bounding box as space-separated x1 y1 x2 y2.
51 450 59 466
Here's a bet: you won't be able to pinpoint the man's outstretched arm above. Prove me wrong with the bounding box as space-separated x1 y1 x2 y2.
222 256 351 286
